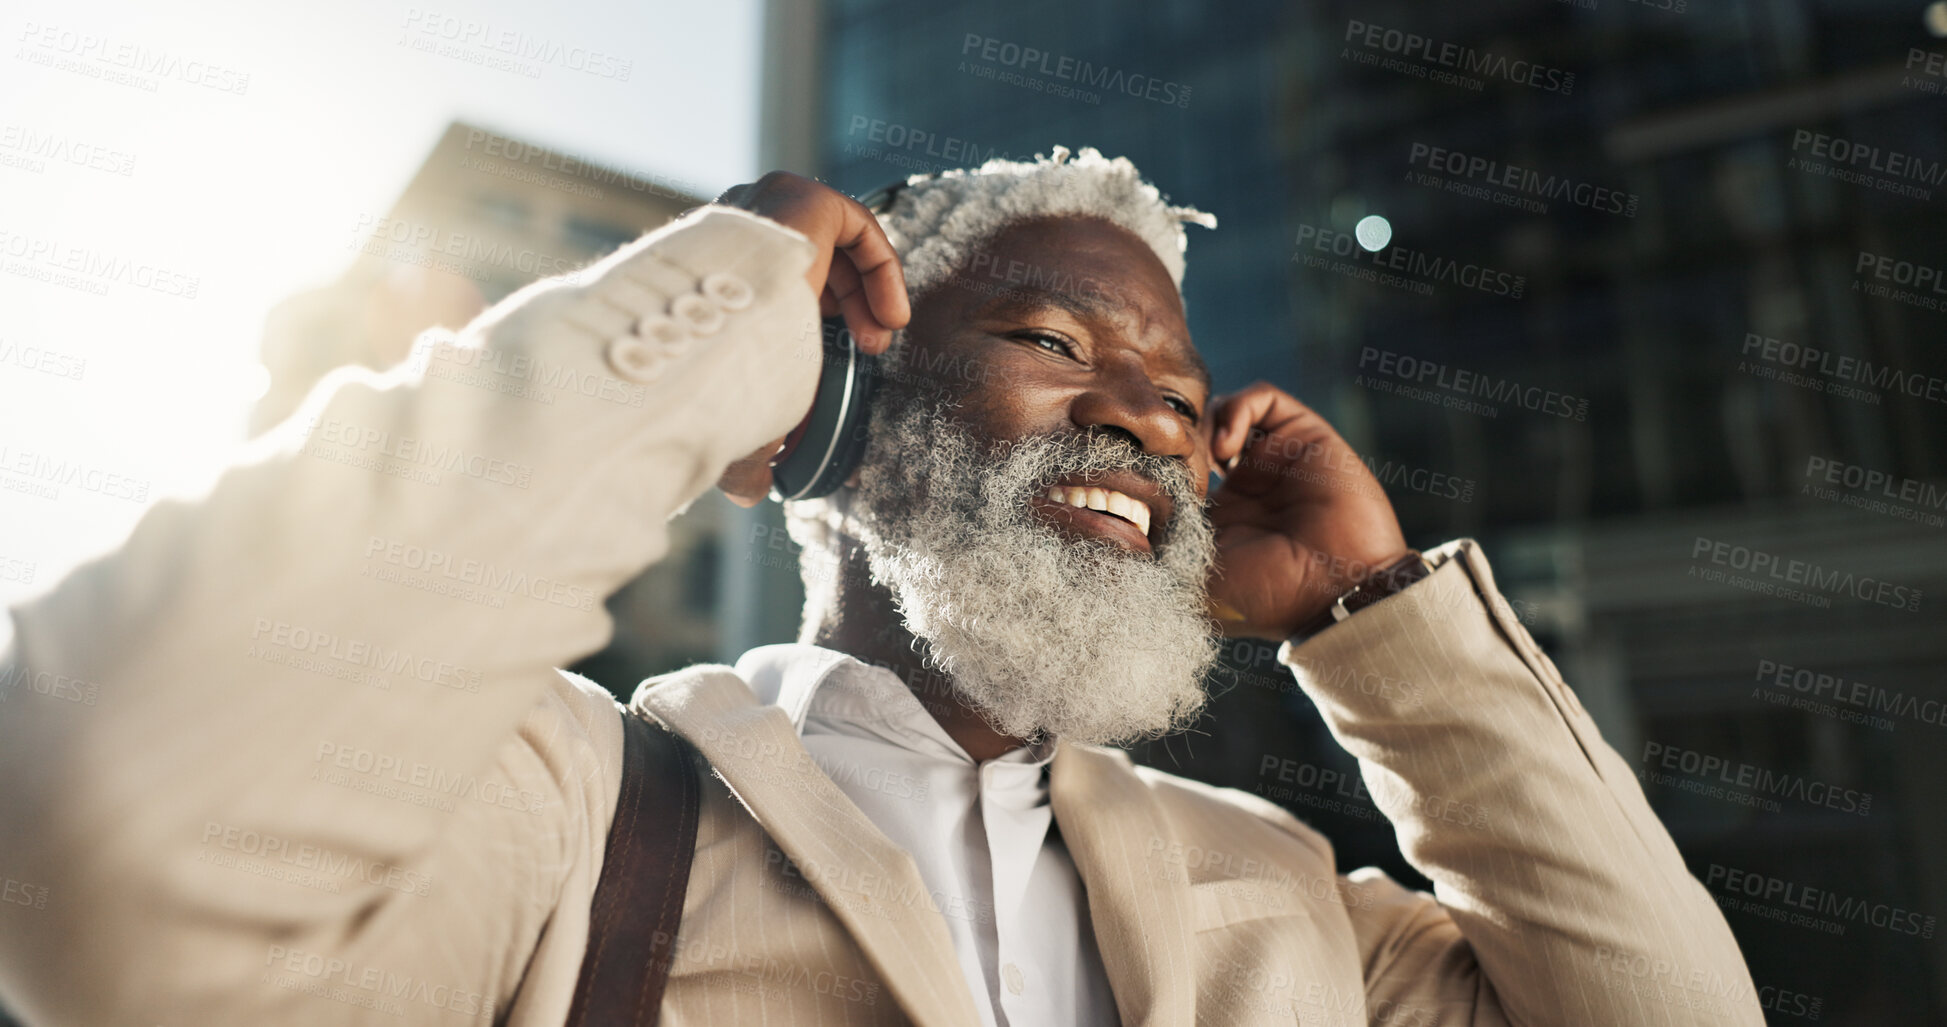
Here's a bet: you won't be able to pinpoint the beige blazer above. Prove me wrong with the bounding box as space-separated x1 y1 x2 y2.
0 205 1762 1025
628 537 1763 1026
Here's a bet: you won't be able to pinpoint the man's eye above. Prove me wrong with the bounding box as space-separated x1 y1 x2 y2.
1017 331 1074 357
1010 330 1198 422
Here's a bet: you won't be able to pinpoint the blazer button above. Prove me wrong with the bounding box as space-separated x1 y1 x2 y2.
671 292 725 335
635 313 689 351
605 336 664 383
700 271 754 311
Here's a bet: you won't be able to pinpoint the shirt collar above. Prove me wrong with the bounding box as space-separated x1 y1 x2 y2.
735 643 1056 769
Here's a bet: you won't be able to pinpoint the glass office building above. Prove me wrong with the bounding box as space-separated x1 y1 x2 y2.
805 1 1947 1020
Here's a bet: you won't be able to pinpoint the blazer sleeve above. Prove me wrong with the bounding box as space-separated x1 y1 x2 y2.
0 206 823 1025
1277 539 1766 1026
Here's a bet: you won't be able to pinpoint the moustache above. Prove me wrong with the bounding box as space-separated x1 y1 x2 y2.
984 429 1207 545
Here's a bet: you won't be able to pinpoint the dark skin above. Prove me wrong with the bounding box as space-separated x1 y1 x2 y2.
715 173 1409 761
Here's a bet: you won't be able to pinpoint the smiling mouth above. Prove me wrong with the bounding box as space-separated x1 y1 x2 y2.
1039 484 1153 538
1035 487 1152 557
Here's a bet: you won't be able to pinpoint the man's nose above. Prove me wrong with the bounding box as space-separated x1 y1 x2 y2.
1068 368 1197 461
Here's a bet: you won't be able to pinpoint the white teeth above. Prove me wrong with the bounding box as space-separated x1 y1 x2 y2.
1042 485 1152 538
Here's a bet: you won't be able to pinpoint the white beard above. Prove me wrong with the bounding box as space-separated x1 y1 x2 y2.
843 399 1220 747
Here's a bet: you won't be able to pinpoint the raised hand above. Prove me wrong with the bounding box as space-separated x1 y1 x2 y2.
1202 382 1411 640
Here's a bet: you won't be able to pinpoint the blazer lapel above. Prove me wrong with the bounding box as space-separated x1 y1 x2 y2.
635 668 984 1027
1051 741 1197 1027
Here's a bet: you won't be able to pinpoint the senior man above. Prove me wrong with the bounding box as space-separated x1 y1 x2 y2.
0 148 1759 1025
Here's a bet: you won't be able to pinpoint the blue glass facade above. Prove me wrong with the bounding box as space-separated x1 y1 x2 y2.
814 2 1947 1020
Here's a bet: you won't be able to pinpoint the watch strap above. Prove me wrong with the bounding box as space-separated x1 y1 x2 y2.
1289 550 1431 645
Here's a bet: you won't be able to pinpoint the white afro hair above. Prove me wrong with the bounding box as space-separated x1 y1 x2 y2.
872 144 1216 301
781 146 1214 636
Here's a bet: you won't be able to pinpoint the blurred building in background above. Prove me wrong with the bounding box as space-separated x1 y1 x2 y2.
247 120 724 686
739 0 1947 1021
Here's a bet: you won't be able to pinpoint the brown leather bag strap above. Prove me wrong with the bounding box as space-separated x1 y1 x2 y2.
565 705 701 1027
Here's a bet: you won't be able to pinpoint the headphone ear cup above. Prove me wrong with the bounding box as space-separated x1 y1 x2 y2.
826 353 879 489
769 319 877 502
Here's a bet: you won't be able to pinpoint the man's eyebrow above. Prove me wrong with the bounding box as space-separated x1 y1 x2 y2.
1176 345 1214 398
982 285 1214 396
985 283 1120 323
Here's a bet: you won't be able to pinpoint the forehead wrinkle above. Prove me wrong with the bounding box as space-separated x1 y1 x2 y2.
977 284 1211 396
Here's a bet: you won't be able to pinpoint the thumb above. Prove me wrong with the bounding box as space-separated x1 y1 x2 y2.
718 433 788 507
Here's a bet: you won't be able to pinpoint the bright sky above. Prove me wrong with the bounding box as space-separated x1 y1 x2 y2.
0 0 762 606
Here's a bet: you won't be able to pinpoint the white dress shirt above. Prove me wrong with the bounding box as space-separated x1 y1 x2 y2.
736 643 1118 1027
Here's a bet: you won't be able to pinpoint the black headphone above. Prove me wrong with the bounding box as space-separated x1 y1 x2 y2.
766 177 923 502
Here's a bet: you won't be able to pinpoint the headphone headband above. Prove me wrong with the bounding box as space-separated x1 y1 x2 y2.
856 171 942 215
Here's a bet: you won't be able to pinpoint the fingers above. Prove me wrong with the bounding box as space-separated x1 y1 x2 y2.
823 253 864 310
821 256 891 354
1209 383 1334 465
1208 386 1280 464
829 199 908 355
717 434 787 508
718 173 909 357
835 287 889 357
